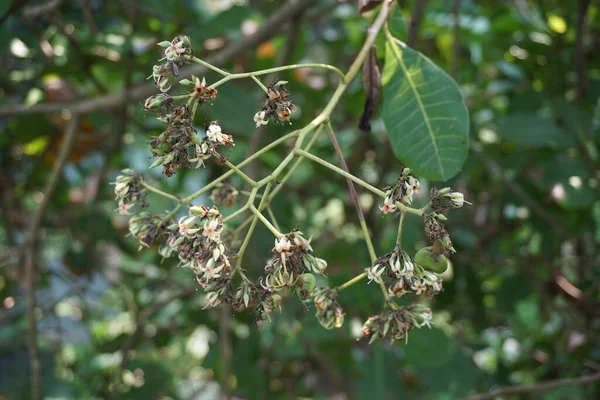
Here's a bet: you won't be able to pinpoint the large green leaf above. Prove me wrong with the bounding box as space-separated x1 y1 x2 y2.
381 37 469 181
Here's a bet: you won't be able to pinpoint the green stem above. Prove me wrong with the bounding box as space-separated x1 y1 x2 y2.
235 183 273 269
191 56 230 76
294 149 386 197
250 205 282 237
266 206 281 232
209 63 346 89
250 75 269 94
360 220 377 264
223 204 249 223
141 181 180 202
396 211 407 245
336 272 367 292
215 152 258 187
268 125 324 200
164 203 183 221
182 130 299 203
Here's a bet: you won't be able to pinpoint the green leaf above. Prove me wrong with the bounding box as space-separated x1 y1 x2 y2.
381 37 469 181
497 113 575 147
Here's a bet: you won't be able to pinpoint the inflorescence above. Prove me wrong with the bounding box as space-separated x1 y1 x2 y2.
113 35 468 344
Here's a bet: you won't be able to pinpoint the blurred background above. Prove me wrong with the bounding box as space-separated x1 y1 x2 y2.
1 0 599 399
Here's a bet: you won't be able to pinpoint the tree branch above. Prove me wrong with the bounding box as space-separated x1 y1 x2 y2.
462 372 600 400
0 0 316 117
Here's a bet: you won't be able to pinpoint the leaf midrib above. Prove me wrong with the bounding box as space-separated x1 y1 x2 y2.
388 39 444 177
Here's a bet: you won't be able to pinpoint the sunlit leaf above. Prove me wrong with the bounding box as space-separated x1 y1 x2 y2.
381 37 469 181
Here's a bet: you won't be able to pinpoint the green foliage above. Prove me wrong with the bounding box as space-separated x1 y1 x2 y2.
1 0 599 399
382 36 469 181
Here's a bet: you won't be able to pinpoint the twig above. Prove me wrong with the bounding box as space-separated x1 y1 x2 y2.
462 372 600 400
324 121 364 221
0 0 317 117
407 0 428 47
20 113 80 400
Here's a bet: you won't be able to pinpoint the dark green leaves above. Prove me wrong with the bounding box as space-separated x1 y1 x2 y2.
381 36 469 181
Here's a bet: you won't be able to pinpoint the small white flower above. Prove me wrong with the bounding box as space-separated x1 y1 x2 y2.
367 265 385 284
275 236 292 254
411 279 427 295
206 123 224 143
379 196 397 215
254 111 269 128
164 40 185 61
116 200 134 215
203 218 221 241
178 216 201 236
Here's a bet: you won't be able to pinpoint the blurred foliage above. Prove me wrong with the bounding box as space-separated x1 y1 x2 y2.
1 0 599 399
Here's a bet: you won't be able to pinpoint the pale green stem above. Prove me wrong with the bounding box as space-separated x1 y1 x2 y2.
294 149 386 197
250 75 269 94
141 181 180 202
360 219 377 264
209 63 346 89
223 204 249 223
191 56 230 76
214 152 258 187
164 203 183 221
182 130 299 203
235 183 273 269
336 272 367 292
266 206 281 232
240 190 262 199
250 205 282 237
268 125 324 200
396 211 407 245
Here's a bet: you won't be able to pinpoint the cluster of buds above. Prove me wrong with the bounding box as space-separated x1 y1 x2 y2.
379 168 421 214
128 212 168 250
189 121 235 169
253 81 297 127
423 212 454 249
367 245 443 298
150 36 193 92
430 187 466 214
254 290 283 326
261 229 327 292
312 287 344 329
144 93 173 118
158 206 232 305
147 106 196 176
362 306 433 344
113 169 147 215
180 76 218 105
211 183 239 208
